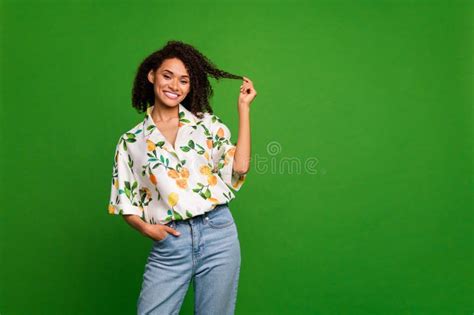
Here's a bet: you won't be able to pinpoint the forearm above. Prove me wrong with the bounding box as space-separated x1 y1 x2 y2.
233 103 251 174
122 214 150 237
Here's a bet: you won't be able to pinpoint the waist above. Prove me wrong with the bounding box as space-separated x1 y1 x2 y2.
166 203 229 225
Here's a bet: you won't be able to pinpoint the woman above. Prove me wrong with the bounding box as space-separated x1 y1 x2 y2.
107 40 257 314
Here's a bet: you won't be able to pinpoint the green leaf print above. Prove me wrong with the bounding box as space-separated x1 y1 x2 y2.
180 146 191 152
201 124 211 136
124 187 131 199
186 210 193 218
171 152 180 160
188 140 195 149
146 125 155 132
196 143 205 151
173 210 183 221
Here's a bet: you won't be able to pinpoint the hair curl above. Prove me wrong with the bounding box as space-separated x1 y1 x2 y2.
132 40 243 118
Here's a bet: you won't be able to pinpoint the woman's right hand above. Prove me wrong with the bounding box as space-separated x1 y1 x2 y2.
142 223 181 241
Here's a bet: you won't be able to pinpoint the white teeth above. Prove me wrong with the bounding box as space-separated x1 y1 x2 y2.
164 92 178 99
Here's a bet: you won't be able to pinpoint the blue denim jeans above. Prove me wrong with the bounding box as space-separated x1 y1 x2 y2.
137 203 241 315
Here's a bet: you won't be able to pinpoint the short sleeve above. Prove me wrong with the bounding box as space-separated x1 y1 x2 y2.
107 136 144 217
209 115 247 191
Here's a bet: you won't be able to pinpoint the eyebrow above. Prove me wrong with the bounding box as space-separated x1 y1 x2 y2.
163 69 189 78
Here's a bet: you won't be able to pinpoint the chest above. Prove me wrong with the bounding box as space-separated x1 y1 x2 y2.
157 120 179 147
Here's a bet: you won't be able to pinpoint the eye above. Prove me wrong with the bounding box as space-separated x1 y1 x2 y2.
164 74 171 79
181 81 188 85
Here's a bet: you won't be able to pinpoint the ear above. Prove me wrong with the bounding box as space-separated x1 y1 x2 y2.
147 69 155 84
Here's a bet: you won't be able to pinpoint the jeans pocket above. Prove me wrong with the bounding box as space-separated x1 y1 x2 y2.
154 232 170 243
207 206 234 229
154 221 174 244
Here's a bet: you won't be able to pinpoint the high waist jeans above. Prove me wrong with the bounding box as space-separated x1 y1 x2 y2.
137 203 241 315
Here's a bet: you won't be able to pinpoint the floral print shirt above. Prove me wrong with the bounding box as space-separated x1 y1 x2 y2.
107 103 247 225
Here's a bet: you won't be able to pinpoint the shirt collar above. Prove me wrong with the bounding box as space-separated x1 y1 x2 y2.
143 103 197 139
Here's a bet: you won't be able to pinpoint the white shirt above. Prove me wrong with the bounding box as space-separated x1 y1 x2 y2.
107 103 247 225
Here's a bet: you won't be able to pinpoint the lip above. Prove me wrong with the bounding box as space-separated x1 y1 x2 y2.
164 91 180 99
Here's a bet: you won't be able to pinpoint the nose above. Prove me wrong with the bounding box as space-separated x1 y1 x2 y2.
169 78 179 91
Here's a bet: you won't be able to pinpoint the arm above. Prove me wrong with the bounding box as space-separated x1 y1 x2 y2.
233 104 251 175
233 76 257 175
122 214 149 237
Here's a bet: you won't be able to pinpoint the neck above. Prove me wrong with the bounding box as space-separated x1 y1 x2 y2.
152 102 179 122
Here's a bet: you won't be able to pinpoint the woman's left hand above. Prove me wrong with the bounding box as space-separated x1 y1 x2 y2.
238 76 257 107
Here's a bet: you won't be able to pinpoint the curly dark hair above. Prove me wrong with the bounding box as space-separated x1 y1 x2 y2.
131 40 243 118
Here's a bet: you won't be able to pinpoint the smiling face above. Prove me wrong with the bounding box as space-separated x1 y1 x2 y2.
147 57 191 108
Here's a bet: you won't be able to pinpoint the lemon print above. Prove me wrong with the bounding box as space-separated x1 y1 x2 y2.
208 197 219 204
204 151 210 161
233 177 245 188
180 167 190 178
200 165 212 175
176 178 188 189
146 140 156 151
207 175 217 186
149 173 157 185
206 139 213 149
168 192 179 207
108 204 115 214
217 127 225 138
114 178 119 189
168 169 180 179
227 147 236 157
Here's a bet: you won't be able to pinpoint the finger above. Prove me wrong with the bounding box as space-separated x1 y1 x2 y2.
165 225 181 235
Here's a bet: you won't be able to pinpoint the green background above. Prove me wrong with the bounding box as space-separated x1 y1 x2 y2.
1 0 472 314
